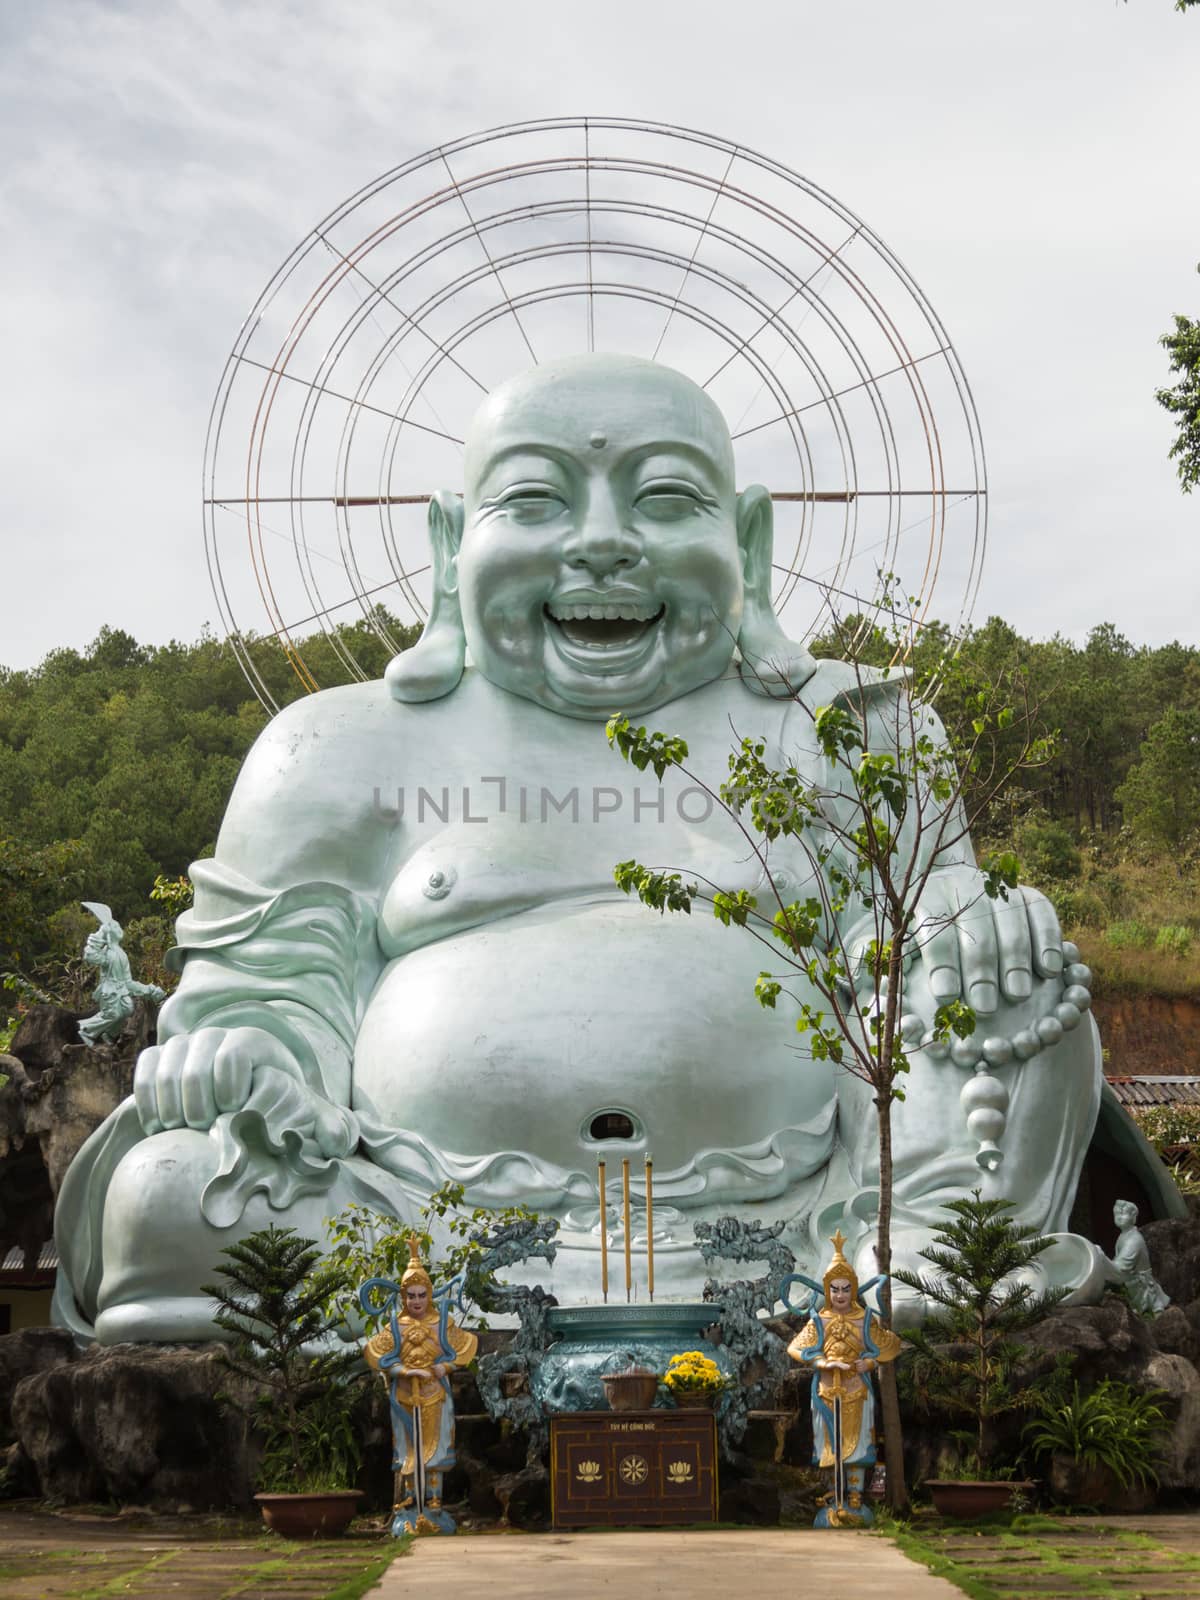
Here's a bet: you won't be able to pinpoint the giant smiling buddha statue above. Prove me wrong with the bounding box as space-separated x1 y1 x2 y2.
56 355 1108 1342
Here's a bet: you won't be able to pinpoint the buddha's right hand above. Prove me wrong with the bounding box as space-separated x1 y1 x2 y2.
133 1025 303 1135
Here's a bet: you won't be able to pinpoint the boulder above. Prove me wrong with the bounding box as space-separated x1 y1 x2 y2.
7 1001 156 1197
1142 1351 1200 1490
0 1327 77 1445
1044 1452 1156 1512
1022 1297 1157 1382
0 1001 156 1268
714 1458 782 1526
491 1453 551 1528
1150 1305 1200 1367
1143 1203 1200 1310
6 1006 87 1074
11 1341 262 1509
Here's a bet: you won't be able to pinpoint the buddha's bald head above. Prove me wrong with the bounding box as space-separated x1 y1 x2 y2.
463 355 736 508
387 353 803 715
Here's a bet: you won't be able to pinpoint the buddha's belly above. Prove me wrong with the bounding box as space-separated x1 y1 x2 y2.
352 899 836 1191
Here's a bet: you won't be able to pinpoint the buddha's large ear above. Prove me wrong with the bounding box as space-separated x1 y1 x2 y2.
735 484 817 697
385 491 466 703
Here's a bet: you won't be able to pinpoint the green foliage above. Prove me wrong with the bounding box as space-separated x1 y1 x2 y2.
0 836 89 971
1131 1102 1200 1148
150 873 194 918
1115 707 1200 853
1050 886 1109 929
1155 923 1194 958
201 1225 364 1493
604 714 688 780
312 1182 538 1334
122 914 179 994
1129 1102 1200 1196
0 616 418 982
1023 1379 1170 1490
896 1192 1067 1476
1156 287 1200 493
612 860 696 916
1014 815 1082 887
1105 919 1155 950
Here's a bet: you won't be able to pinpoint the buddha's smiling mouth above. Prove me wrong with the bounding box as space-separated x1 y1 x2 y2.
544 600 666 652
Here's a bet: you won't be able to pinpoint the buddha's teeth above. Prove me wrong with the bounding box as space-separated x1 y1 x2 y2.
547 602 659 622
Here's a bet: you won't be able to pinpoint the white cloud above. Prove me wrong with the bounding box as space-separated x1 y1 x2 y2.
1 0 1197 672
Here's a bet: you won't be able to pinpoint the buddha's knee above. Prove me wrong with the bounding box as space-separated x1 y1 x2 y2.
93 1130 366 1345
95 1129 230 1343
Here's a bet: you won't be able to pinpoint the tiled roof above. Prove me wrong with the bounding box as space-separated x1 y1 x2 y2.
0 1240 58 1274
1106 1075 1200 1108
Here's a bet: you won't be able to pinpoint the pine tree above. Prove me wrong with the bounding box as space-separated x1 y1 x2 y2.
202 1225 363 1491
894 1192 1065 1475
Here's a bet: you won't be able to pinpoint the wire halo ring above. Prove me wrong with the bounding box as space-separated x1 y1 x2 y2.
202 117 987 709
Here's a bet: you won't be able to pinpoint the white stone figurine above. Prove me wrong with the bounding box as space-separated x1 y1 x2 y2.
78 902 165 1048
55 355 1113 1342
1106 1199 1169 1315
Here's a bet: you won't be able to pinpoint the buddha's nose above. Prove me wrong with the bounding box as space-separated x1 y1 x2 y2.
562 489 641 577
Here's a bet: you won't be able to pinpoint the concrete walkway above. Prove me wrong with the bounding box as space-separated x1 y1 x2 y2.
385 1527 961 1598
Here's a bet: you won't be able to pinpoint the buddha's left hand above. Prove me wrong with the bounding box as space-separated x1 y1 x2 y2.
852 864 1064 1017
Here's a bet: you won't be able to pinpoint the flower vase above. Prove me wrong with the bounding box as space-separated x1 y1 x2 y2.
673 1391 717 1410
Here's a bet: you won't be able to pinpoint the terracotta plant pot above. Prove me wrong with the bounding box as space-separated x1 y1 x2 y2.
924 1479 1034 1520
254 1490 363 1538
601 1370 659 1411
1047 1453 1155 1512
672 1390 718 1410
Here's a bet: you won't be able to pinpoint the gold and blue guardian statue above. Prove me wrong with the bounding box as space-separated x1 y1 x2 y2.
785 1232 902 1528
360 1238 478 1536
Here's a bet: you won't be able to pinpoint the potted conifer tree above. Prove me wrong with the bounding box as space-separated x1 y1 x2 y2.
204 1225 366 1538
895 1192 1062 1518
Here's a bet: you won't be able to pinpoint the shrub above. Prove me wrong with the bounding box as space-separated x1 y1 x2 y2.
1154 923 1194 958
1015 817 1081 886
1023 1379 1169 1490
1132 1103 1200 1149
1105 919 1154 950
314 1182 538 1334
1052 887 1108 929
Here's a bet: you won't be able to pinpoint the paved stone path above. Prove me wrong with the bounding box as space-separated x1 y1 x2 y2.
888 1513 1200 1600
387 1527 963 1599
5 1504 1200 1600
0 1505 400 1599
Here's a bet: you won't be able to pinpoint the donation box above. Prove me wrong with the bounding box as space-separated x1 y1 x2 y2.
550 1409 718 1529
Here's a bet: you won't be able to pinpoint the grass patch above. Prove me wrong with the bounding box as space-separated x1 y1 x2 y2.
77 1552 178 1599
322 1543 410 1600
0 1536 405 1600
1071 933 1200 999
874 1513 1200 1600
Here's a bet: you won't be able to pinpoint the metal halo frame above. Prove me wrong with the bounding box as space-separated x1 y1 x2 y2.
202 116 988 711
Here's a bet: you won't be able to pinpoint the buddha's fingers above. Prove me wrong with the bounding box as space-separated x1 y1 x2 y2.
133 1044 168 1135
212 1027 298 1113
992 886 1034 1002
1023 887 1064 979
136 1035 194 1132
954 896 999 1016
180 1040 219 1129
909 873 965 1002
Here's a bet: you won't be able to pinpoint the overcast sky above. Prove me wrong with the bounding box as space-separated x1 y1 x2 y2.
2 0 1197 676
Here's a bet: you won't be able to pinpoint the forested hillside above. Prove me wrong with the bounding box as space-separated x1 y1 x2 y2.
1 613 1197 1006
